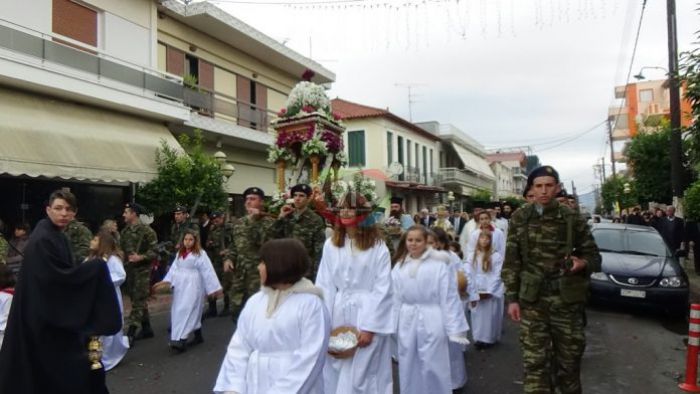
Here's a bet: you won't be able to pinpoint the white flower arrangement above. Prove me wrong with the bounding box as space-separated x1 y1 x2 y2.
301 137 329 157
267 145 292 163
285 81 332 116
334 151 348 166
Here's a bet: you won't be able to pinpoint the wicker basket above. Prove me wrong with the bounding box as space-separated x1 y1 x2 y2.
328 326 359 359
457 271 468 298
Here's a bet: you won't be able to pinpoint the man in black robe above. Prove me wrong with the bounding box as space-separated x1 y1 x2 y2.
0 190 121 394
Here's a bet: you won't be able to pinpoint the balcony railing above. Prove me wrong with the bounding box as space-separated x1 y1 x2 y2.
0 19 184 102
182 86 277 132
1 19 286 134
436 167 493 190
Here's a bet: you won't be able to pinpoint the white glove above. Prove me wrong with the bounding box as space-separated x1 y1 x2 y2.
448 335 470 345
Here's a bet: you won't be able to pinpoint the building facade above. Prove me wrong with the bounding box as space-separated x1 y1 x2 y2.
331 98 445 214
485 151 528 196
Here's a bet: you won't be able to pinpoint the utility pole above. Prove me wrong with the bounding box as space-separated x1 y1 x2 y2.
607 117 617 178
601 156 607 181
667 0 683 204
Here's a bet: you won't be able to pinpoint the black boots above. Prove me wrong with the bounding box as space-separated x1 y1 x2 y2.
126 325 137 347
218 295 231 317
169 339 187 353
205 298 217 319
134 320 154 340
190 329 204 346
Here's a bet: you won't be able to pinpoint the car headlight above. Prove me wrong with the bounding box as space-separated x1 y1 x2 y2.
590 272 609 281
659 276 687 288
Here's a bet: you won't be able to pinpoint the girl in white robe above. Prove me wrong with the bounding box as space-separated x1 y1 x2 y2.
426 227 471 390
0 264 15 351
466 230 505 347
393 226 470 394
466 211 506 259
154 229 221 351
315 191 394 394
214 238 329 394
88 230 129 370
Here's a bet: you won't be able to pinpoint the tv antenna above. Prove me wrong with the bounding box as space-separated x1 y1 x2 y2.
395 83 426 121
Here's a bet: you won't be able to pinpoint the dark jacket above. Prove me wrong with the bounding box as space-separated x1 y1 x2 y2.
661 216 686 251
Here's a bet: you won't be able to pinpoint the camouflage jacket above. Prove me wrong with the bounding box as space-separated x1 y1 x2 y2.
0 235 8 264
64 220 92 265
120 222 158 267
170 221 200 251
502 201 601 304
272 208 326 265
227 214 275 268
205 222 234 262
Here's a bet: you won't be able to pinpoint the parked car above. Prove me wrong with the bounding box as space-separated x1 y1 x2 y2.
588 223 689 315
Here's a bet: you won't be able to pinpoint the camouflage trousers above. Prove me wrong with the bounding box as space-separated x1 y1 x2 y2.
519 292 586 394
124 264 151 328
228 260 260 321
212 256 233 294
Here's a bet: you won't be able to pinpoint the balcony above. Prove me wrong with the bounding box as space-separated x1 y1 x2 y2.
182 86 277 132
0 19 189 121
437 167 493 190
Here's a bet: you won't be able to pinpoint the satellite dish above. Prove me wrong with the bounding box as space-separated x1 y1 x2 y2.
388 162 404 176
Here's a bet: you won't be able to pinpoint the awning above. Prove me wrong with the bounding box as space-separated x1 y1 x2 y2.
449 142 495 180
0 87 183 183
386 181 445 193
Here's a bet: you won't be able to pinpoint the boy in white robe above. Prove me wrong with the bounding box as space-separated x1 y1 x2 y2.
214 238 329 394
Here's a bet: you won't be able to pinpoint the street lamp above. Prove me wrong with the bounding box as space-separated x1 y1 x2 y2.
213 151 235 180
447 191 455 212
633 66 669 80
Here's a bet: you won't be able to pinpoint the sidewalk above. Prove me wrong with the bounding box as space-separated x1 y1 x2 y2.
682 252 700 303
122 292 173 317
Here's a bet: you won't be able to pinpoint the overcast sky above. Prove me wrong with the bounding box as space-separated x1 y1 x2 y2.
209 0 697 197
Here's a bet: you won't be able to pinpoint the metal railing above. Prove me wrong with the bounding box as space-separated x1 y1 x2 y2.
0 19 184 102
0 19 287 134
436 167 493 190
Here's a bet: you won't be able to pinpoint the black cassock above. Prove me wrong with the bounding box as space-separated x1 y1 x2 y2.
0 218 121 394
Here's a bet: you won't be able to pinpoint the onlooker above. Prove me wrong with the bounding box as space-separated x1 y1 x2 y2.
650 208 665 233
626 207 645 226
660 206 685 253
7 223 30 267
417 208 435 227
0 264 15 350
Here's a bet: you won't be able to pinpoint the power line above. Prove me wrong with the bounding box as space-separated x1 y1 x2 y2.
531 120 607 153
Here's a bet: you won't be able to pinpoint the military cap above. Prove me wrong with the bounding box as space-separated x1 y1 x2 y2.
290 183 312 197
243 187 265 199
125 202 147 215
390 196 404 205
173 204 188 213
526 165 560 191
210 210 224 218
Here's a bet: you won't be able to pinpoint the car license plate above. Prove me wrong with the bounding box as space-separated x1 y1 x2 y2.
620 289 646 298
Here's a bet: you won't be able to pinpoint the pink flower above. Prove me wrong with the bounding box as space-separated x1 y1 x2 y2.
277 108 288 117
332 112 342 121
302 105 316 113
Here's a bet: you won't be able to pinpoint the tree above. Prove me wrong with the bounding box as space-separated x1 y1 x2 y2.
624 124 673 205
600 175 637 215
137 131 228 216
681 23 700 176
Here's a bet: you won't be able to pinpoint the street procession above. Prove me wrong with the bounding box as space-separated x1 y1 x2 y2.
0 0 699 393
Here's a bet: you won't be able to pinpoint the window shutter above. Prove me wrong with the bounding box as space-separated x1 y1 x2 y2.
198 60 214 90
166 46 185 76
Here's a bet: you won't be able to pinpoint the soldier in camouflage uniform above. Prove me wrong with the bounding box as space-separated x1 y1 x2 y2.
223 187 275 322
64 210 92 265
502 166 600 394
272 184 326 280
170 204 200 263
204 210 234 317
120 202 158 345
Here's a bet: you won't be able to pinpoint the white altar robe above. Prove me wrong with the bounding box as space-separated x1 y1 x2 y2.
213 290 329 394
101 255 129 371
315 237 394 394
163 250 221 341
466 227 506 262
465 251 505 344
392 249 469 394
446 251 469 389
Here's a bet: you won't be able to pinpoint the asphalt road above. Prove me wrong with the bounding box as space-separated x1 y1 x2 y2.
107 303 689 394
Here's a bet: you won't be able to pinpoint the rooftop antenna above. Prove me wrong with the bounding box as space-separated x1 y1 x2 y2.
395 83 426 121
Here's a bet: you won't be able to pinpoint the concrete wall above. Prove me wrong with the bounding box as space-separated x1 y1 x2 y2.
0 0 52 35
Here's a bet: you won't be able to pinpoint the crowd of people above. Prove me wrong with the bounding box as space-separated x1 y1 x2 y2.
0 165 603 393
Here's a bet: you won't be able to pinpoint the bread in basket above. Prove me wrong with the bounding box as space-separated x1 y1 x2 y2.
328 326 359 359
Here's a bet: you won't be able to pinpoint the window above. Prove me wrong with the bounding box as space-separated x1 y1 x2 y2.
407 140 412 167
185 54 199 81
422 146 427 182
397 136 404 164
415 144 420 173
52 0 98 47
348 130 366 166
639 89 654 102
386 132 393 165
